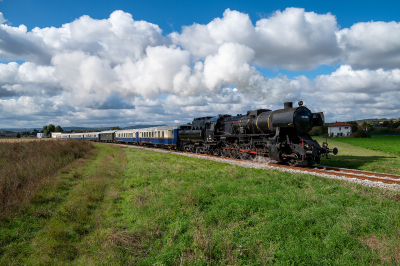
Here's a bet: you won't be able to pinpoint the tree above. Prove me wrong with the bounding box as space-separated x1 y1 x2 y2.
382 120 390 127
1 130 7 134
42 125 48 136
55 125 63 132
353 129 370 138
16 132 21 138
43 124 56 137
309 125 328 136
346 121 359 133
110 126 121 130
32 129 39 135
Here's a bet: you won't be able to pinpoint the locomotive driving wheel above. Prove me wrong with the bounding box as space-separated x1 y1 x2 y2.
239 152 250 160
288 159 299 167
230 144 240 158
212 148 221 156
221 148 229 158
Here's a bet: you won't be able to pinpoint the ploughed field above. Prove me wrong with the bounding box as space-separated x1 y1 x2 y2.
1 141 400 265
314 136 400 175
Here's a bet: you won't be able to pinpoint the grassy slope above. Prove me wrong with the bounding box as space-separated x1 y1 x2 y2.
113 148 400 265
2 145 400 265
313 137 400 175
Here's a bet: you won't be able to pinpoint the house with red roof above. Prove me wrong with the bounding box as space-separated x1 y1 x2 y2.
327 122 352 137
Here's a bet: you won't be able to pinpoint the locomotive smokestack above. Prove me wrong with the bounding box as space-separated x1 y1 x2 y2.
284 102 293 109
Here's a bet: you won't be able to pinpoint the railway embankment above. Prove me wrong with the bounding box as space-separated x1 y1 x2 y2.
2 143 400 265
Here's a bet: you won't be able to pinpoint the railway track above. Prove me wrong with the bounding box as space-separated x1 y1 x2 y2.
114 143 400 188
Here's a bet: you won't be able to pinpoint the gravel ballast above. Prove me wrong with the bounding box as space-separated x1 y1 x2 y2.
117 144 400 191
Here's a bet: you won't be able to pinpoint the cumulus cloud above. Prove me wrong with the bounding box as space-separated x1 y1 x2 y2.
315 65 400 93
1 8 400 128
337 21 400 69
170 8 342 70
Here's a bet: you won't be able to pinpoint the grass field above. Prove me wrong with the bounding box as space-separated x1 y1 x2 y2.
313 137 400 175
332 136 400 157
2 143 400 265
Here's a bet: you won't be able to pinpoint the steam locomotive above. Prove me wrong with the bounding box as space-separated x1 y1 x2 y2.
178 101 338 166
57 101 338 166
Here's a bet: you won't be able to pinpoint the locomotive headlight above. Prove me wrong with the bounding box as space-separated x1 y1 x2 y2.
298 101 304 106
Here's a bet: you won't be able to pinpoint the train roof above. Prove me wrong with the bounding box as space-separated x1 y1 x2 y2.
115 129 140 133
137 125 181 132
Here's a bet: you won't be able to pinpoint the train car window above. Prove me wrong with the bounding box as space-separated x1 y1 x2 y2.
162 131 164 138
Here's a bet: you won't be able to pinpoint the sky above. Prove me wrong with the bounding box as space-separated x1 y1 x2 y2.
1 0 400 128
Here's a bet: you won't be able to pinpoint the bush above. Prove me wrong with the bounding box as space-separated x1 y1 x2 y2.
374 127 391 134
352 129 370 138
309 126 328 136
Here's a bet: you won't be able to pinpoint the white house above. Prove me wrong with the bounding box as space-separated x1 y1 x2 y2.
327 122 352 137
37 133 45 138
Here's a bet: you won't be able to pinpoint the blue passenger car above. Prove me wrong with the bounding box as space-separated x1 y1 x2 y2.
115 130 138 144
56 133 70 139
137 126 179 146
83 132 100 141
69 133 84 140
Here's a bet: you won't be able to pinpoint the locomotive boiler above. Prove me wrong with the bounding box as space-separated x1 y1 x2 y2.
178 101 338 166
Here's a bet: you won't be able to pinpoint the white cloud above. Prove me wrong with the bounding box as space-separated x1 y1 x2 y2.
1 8 400 128
337 21 400 69
315 65 400 93
0 12 6 24
171 8 342 70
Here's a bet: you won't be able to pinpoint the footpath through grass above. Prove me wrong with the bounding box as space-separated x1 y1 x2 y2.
0 143 126 265
2 145 400 265
314 137 400 175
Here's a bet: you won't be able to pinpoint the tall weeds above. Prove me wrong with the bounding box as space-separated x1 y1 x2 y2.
0 139 94 214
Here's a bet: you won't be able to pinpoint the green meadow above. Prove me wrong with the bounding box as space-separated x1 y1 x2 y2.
314 136 400 175
1 141 400 265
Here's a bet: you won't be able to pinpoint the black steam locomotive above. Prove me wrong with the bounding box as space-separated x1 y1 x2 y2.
178 101 338 166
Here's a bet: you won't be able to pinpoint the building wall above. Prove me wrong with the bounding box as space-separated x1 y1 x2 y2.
37 133 45 138
329 126 351 137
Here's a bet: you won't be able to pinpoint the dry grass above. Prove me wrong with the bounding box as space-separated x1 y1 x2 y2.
0 139 94 215
360 235 400 264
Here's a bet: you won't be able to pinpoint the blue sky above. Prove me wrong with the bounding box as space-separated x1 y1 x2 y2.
3 0 400 32
1 0 400 128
